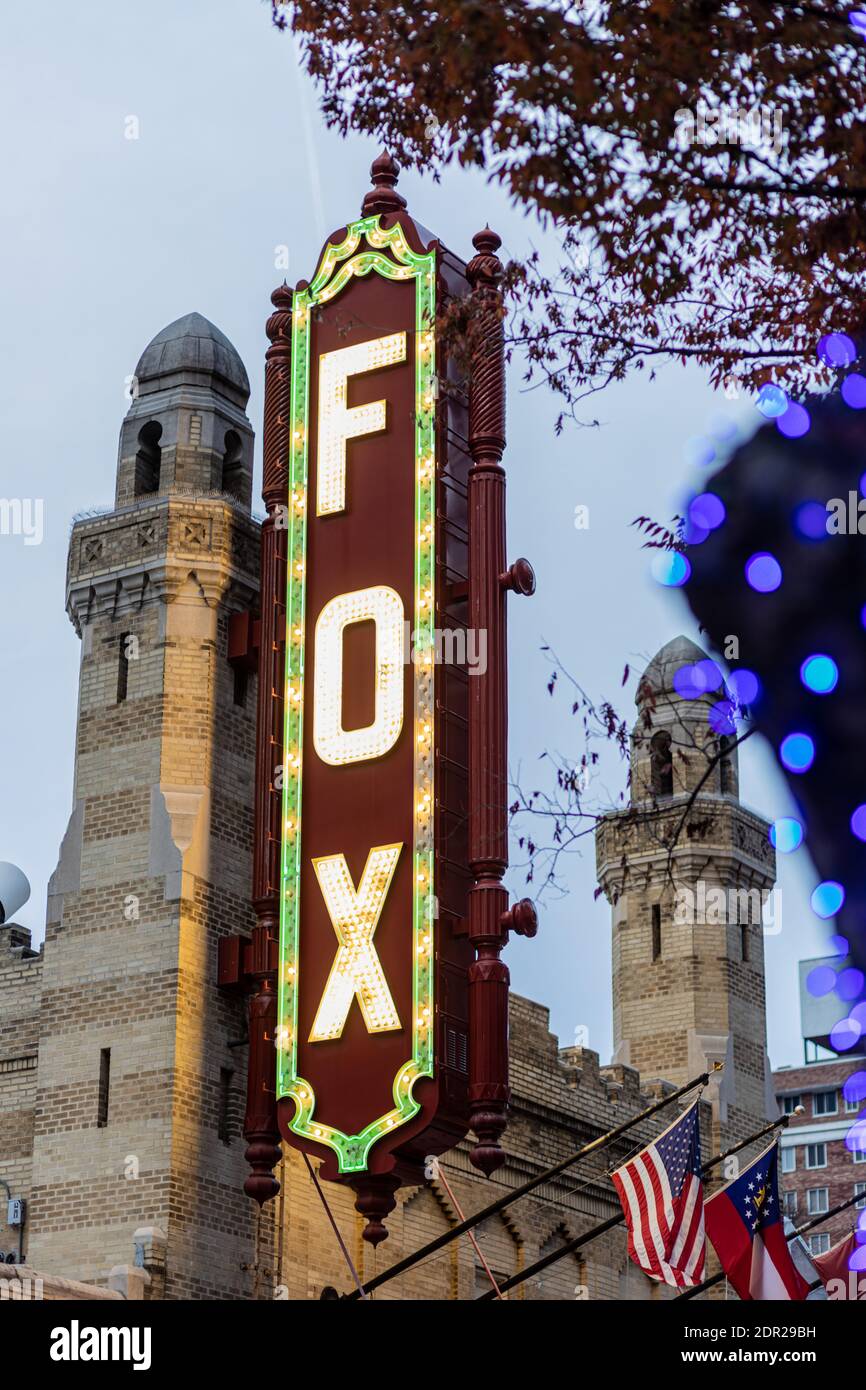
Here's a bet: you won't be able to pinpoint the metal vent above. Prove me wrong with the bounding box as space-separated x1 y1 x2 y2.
445 1027 468 1074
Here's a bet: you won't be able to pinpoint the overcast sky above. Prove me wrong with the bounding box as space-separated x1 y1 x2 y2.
0 2 831 1070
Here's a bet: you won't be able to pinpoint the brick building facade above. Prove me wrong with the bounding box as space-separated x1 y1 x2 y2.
774 1056 866 1255
0 314 776 1300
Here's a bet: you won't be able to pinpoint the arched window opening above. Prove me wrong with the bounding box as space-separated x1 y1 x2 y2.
134 421 162 496
222 429 244 500
650 730 673 798
719 735 733 795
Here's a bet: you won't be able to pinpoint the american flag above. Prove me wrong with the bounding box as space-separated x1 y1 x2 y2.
612 1101 706 1288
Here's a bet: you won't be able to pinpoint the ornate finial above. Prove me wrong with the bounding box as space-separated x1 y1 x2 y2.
244 1136 282 1205
472 226 502 256
467 226 504 290
352 1173 401 1246
362 150 408 216
271 283 293 312
266 283 293 345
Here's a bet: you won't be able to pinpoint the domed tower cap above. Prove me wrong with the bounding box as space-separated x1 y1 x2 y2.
133 312 250 404
637 635 713 705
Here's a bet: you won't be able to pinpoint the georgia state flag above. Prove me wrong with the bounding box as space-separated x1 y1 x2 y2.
705 1142 810 1301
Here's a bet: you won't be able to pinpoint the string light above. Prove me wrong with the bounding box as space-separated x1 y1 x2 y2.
757 383 788 419
745 552 782 592
780 731 815 773
800 654 839 694
769 817 804 853
776 401 811 438
651 551 691 587
683 359 866 1142
810 880 845 919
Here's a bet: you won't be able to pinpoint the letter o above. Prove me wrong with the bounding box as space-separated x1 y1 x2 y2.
313 585 405 765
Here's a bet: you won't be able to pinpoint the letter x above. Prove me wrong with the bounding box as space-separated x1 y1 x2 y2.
309 843 403 1042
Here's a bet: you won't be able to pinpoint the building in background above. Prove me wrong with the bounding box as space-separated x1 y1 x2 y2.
774 955 866 1255
596 635 777 1157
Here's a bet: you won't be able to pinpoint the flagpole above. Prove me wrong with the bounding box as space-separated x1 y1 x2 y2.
675 1188 865 1301
341 1067 715 1299
475 1108 788 1301
705 1114 790 1177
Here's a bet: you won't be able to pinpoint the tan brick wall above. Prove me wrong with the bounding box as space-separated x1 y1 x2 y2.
22 480 260 1292
598 651 776 1156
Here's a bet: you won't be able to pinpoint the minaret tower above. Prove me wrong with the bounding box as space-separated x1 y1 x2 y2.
26 315 262 1295
595 636 777 1151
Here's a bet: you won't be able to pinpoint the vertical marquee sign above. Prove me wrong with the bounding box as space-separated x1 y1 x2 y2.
276 158 476 1241
222 156 537 1248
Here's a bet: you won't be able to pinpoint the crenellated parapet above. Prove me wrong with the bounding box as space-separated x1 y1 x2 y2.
66 497 260 636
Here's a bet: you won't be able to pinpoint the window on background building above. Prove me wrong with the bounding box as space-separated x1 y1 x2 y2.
807 1187 829 1216
846 1095 861 1113
780 1094 802 1115
651 903 661 961
650 730 673 798
781 1147 797 1174
806 1143 827 1170
782 1190 798 1219
855 1183 866 1210
813 1089 838 1117
807 1233 831 1257
854 1146 866 1165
